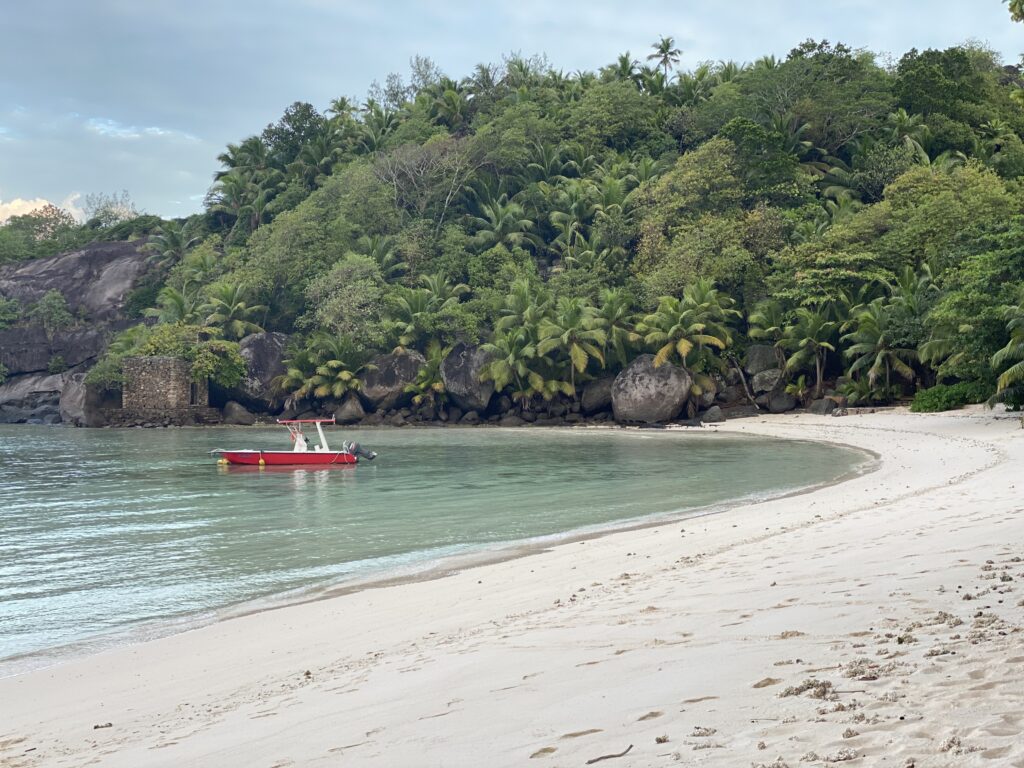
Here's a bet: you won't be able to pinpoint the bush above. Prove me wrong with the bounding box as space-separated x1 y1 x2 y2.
0 362 7 385
0 296 19 329
910 381 992 412
27 290 74 339
47 355 67 374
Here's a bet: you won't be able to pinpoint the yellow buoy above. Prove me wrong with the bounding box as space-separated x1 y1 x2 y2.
258 458 266 467
217 458 228 466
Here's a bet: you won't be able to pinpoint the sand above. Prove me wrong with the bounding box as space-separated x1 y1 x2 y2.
1 408 1023 768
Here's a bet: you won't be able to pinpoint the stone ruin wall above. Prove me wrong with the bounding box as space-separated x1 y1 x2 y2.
109 356 218 426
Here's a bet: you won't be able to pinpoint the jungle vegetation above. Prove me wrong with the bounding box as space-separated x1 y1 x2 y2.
4 30 1024 409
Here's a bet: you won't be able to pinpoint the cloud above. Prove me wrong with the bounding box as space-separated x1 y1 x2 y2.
85 117 198 142
0 197 54 223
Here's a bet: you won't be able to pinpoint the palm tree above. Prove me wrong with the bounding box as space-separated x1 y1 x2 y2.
467 195 539 251
306 331 374 400
748 300 791 368
887 264 938 318
638 280 738 369
494 279 553 340
480 328 542 406
992 292 1024 396
537 297 607 396
386 274 467 352
782 307 838 399
144 220 200 270
886 108 930 159
842 300 918 394
145 286 201 324
429 86 470 132
673 63 716 106
288 133 341 189
405 339 450 407
273 347 319 409
647 36 682 79
354 234 406 279
201 283 266 340
597 288 640 370
606 52 640 84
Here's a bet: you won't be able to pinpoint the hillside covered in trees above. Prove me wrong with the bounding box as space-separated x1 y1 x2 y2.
4 34 1024 421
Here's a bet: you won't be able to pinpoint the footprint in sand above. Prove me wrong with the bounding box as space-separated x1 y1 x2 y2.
561 729 603 739
638 711 663 721
530 746 557 758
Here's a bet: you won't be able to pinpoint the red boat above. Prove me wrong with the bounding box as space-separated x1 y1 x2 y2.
213 418 377 467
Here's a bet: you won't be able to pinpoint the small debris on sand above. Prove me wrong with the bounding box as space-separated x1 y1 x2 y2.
780 679 834 699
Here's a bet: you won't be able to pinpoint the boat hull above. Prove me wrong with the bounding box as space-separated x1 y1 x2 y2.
218 450 357 466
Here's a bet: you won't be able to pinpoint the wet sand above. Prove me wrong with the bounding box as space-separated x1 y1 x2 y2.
1 408 1022 767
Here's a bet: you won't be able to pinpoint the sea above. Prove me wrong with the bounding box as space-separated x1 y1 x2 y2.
0 424 866 674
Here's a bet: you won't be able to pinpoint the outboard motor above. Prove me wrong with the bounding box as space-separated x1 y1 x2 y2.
343 440 377 461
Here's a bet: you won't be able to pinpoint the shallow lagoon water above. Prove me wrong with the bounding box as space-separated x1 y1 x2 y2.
0 425 864 668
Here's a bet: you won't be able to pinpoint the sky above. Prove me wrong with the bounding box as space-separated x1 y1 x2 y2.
1 0 1022 222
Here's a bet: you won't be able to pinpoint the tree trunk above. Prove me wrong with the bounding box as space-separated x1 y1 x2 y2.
815 352 823 399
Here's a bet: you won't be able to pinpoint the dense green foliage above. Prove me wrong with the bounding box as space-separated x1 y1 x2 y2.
910 381 992 412
7 34 1024 410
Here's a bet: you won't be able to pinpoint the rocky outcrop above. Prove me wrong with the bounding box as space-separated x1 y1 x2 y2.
744 344 778 376
0 325 113 377
701 405 725 424
360 351 425 412
223 401 256 425
441 343 494 413
581 376 614 414
0 240 150 321
756 390 798 413
611 354 692 424
218 332 290 411
333 393 365 424
58 373 87 426
809 397 837 415
0 372 64 423
751 368 783 394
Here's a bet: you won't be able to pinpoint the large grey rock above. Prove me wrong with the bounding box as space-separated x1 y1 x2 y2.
0 372 63 424
744 345 778 376
223 400 256 426
716 385 742 405
59 372 87 426
0 325 114 377
0 240 151 321
441 343 494 413
219 332 290 411
611 354 693 424
701 405 725 423
751 368 783 394
334 393 366 424
809 397 837 415
581 376 614 414
767 391 798 413
360 351 425 411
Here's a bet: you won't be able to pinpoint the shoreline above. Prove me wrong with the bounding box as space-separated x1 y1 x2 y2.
2 409 1022 766
0 427 876 678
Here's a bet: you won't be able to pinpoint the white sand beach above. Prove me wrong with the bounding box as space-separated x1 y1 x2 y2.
2 409 1022 768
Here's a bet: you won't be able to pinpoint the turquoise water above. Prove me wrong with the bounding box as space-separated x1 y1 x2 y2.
0 425 864 669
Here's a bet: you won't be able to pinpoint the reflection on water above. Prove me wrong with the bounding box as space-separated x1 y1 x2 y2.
0 425 863 664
